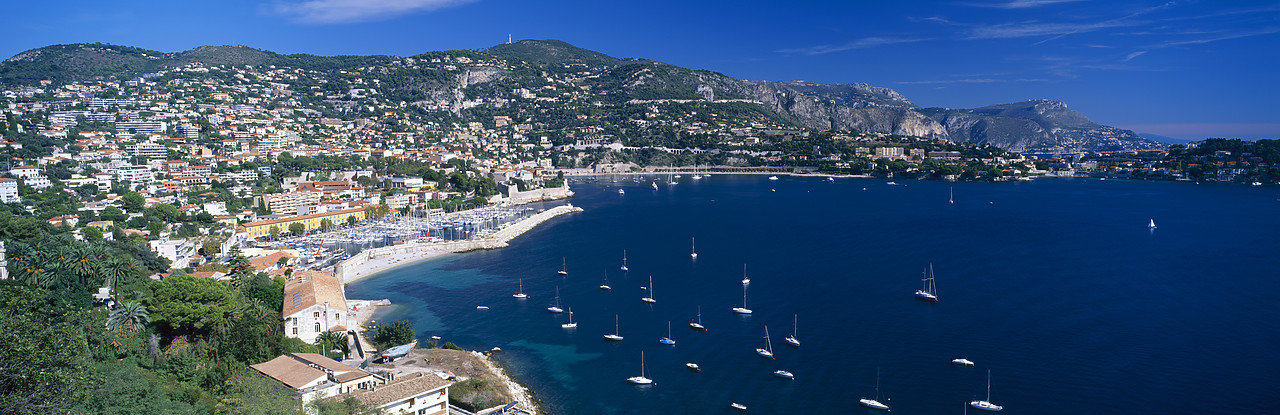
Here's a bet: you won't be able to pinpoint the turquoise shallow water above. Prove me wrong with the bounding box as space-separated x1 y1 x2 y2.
348 176 1280 414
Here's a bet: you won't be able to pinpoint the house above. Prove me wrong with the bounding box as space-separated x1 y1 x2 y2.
250 353 382 405
149 238 194 269
282 270 351 344
339 372 452 415
250 251 296 272
0 178 19 203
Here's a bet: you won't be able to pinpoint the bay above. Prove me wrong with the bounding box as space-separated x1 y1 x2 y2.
347 175 1280 414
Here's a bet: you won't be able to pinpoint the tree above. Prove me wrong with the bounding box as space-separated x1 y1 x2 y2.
0 292 93 414
269 225 281 238
288 222 305 236
107 301 151 332
345 215 357 226
148 274 235 335
82 226 103 242
316 331 349 359
371 320 415 349
100 206 126 223
122 191 146 213
319 218 333 229
100 257 136 296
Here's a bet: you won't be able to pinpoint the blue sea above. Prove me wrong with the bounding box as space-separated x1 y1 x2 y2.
347 176 1280 414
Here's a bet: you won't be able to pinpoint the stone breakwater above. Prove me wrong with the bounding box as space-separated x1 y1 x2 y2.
336 204 584 284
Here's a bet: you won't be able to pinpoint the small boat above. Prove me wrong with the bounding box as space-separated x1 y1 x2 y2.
969 370 1003 411
561 308 577 329
513 278 528 299
604 314 624 341
1148 219 1157 229
784 314 800 347
659 321 676 345
733 281 752 314
627 351 653 385
600 271 611 291
952 358 975 366
827 177 835 182
741 263 750 285
651 181 658 190
620 250 629 272
916 264 939 302
547 286 564 313
557 257 568 276
690 237 697 259
773 370 794 380
618 189 625 195
476 306 489 310
689 306 706 331
730 403 747 411
756 326 774 358
768 175 779 181
674 174 682 179
686 362 700 371
886 181 897 185
860 368 890 410
641 275 657 303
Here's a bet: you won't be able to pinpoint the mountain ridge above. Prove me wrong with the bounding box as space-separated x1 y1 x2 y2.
1 40 1164 152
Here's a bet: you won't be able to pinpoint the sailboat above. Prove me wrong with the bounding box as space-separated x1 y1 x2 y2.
651 181 658 190
741 264 750 285
618 188 625 195
773 369 794 380
599 271 611 291
627 351 653 385
659 321 676 345
1148 219 1157 229
969 370 1003 411
732 283 752 314
785 314 800 347
689 306 706 331
547 286 564 313
561 307 577 329
641 275 657 303
915 264 938 302
756 326 774 358
620 250 629 272
557 257 568 276
690 237 697 259
860 368 890 410
604 315 624 341
950 187 955 204
512 278 528 299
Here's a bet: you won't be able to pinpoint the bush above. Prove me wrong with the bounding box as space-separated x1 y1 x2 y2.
441 342 463 351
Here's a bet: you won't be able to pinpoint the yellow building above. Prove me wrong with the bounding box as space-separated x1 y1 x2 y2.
240 206 370 239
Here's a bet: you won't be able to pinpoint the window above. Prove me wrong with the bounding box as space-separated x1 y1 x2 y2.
314 311 320 318
315 323 321 332
292 327 298 335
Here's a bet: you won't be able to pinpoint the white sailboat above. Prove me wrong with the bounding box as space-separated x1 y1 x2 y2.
1148 219 1157 229
557 257 568 276
604 314 624 341
599 271 611 291
785 314 800 347
860 368 890 410
627 351 653 385
689 306 706 331
741 263 750 285
641 275 657 303
512 278 528 299
773 370 794 380
547 286 564 313
768 175 779 181
618 188 625 195
952 358 975 366
756 326 774 358
690 237 697 259
915 264 938 302
732 282 753 314
969 370 1003 411
651 181 658 190
659 321 676 345
561 307 577 329
620 250 629 272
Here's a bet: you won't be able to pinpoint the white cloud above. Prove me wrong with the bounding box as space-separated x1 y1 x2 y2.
1123 51 1147 61
272 0 476 24
776 37 929 55
963 0 1086 9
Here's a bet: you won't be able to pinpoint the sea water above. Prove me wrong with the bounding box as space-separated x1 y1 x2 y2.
347 176 1280 414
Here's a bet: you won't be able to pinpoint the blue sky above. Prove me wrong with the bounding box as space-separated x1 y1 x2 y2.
3 0 1278 140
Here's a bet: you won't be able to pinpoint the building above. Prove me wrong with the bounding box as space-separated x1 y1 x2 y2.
874 146 905 160
250 353 382 405
0 178 19 203
390 177 424 189
149 238 194 270
128 143 169 159
116 121 167 133
282 270 351 344
176 125 200 139
8 166 52 189
114 165 154 189
259 191 323 215
240 206 369 239
340 372 452 415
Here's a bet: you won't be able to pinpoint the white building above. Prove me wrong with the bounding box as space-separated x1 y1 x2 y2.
260 191 322 215
114 165 155 190
8 166 52 189
342 372 452 415
282 270 352 344
250 353 382 406
0 178 19 203
149 238 194 269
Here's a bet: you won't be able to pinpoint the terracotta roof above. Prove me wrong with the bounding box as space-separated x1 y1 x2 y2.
343 372 451 408
250 355 327 390
282 270 347 318
239 206 367 229
250 251 295 271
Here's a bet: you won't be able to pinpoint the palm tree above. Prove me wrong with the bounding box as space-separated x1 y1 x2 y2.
99 258 135 297
316 331 344 358
106 301 151 332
